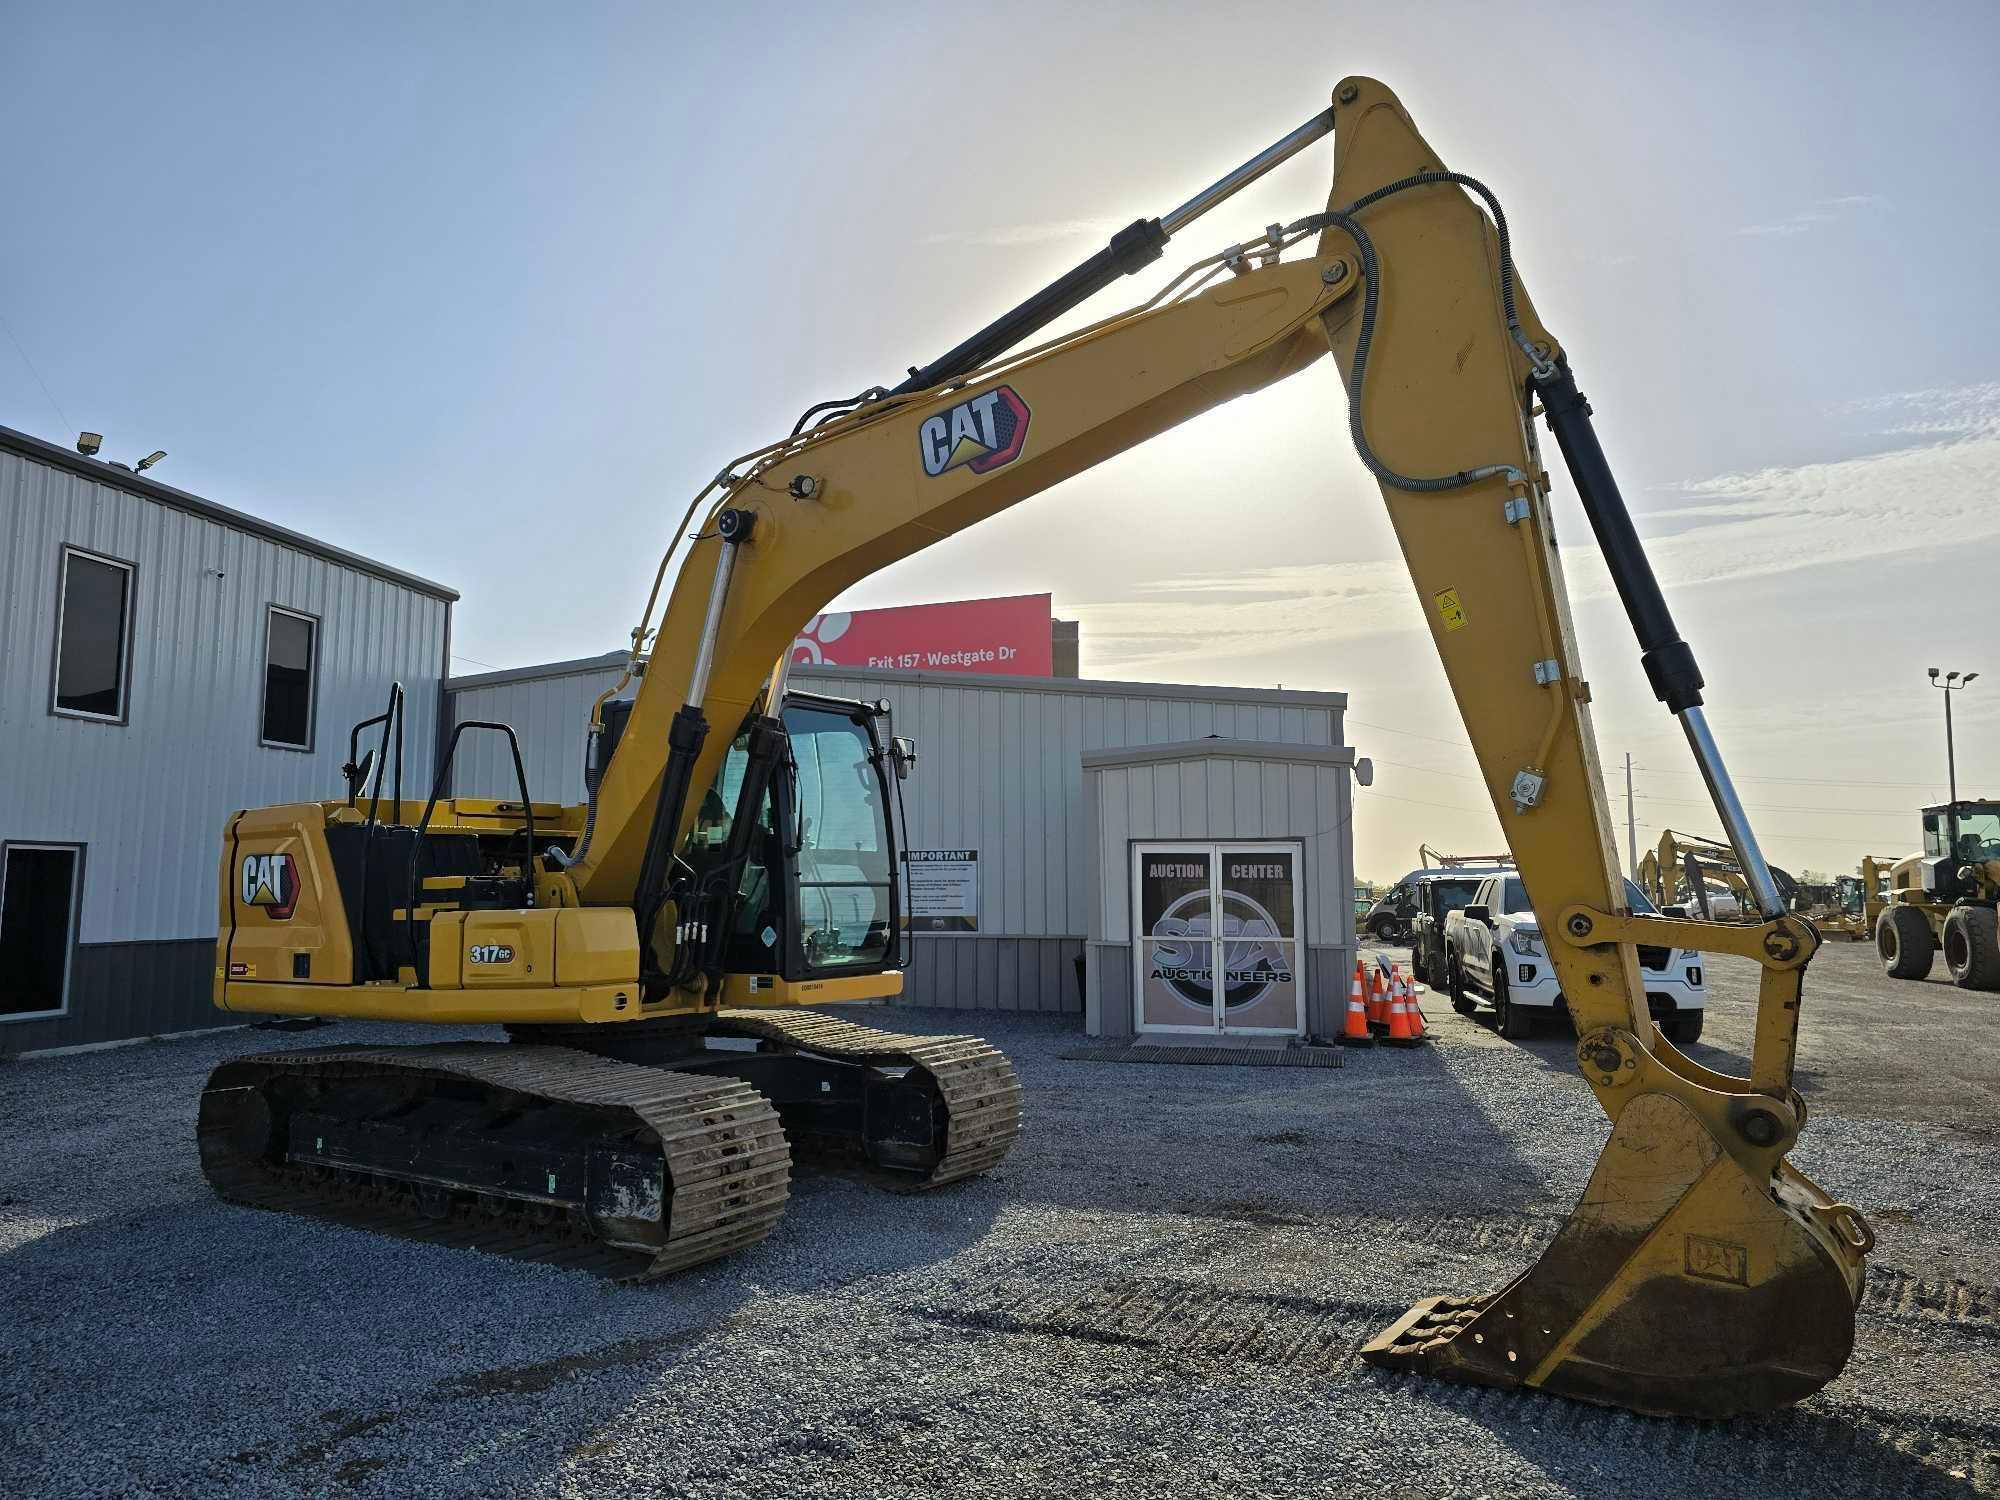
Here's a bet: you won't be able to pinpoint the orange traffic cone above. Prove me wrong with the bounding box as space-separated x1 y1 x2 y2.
1385 975 1419 1046
1400 969 1428 1040
1367 966 1389 1030
1340 962 1374 1047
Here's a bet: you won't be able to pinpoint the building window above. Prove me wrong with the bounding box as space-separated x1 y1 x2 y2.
0 844 81 1021
52 548 134 721
261 606 319 750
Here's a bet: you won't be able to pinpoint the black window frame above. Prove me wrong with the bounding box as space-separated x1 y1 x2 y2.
259 603 321 753
0 841 84 1024
49 546 137 725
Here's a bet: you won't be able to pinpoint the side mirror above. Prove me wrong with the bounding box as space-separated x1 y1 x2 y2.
890 735 917 782
1462 903 1491 926
342 748 377 805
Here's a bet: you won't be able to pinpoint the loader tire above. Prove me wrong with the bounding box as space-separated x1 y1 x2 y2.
1877 905 1935 980
1942 906 2000 991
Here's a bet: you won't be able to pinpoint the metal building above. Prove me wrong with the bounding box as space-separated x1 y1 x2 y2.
0 425 455 1055
1084 739 1359 1041
444 653 1360 1031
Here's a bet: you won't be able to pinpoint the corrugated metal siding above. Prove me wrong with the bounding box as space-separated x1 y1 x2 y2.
1082 753 1354 1038
443 659 1348 1014
0 940 218 1057
0 449 449 947
774 670 1340 942
446 660 1341 943
1086 756 1354 947
447 660 622 805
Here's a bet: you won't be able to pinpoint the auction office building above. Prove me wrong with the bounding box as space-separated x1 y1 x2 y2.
1 425 1364 1051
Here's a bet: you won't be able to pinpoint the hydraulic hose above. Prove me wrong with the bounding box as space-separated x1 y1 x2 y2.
1294 171 1545 494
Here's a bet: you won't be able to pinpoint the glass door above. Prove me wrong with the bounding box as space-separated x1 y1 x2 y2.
1215 844 1304 1035
1133 844 1220 1032
1132 842 1305 1036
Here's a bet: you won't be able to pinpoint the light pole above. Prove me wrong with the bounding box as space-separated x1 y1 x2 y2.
1928 667 1979 805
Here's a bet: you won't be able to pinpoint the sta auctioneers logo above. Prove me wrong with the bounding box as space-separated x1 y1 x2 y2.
918 385 1030 478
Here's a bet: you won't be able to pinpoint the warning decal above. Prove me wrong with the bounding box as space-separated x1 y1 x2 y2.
1434 588 1467 633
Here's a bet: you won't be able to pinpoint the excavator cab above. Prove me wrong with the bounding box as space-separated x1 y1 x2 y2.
685 692 909 997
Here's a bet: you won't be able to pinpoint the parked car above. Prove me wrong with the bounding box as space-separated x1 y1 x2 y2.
1363 861 1512 942
1407 872 1489 986
1442 872 1705 1043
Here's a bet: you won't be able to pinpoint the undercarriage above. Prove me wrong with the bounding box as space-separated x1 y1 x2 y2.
197 1009 1022 1278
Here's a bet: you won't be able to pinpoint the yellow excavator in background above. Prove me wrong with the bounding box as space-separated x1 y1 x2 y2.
1637 828 1800 919
199 78 1871 1420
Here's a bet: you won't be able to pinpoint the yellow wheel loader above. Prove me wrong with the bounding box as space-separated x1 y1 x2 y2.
1874 800 2000 989
202 78 1872 1420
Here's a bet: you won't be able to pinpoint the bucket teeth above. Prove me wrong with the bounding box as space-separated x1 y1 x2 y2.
1360 1092 1868 1419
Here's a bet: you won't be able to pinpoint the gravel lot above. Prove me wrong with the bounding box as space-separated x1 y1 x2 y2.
3 943 1996 1499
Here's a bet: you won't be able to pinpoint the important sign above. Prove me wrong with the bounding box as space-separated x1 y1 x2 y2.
791 594 1053 677
904 849 979 933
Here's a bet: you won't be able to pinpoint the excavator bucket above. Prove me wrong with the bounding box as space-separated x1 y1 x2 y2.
1362 1090 1870 1418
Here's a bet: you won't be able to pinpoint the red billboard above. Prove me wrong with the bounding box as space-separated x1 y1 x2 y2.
791 593 1053 676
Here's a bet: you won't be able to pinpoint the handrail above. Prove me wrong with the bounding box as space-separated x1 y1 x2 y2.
406 721 536 987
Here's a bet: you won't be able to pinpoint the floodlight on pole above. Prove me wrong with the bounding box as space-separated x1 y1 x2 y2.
1930 667 1979 806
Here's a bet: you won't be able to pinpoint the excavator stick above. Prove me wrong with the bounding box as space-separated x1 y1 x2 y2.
1313 77 1871 1416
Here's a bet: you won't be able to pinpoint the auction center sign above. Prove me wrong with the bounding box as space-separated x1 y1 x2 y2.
904 849 978 933
791 594 1052 677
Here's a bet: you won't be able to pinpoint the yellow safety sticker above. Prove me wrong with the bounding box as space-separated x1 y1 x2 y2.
1435 588 1468 632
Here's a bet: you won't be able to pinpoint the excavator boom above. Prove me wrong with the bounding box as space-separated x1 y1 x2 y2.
206 78 1869 1419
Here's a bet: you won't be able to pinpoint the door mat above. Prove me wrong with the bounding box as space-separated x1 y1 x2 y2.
1058 1043 1342 1068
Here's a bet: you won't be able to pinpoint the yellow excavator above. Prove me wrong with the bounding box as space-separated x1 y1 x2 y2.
200 78 1870 1420
1637 828 1800 919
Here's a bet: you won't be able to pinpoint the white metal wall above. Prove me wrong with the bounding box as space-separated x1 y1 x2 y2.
0 448 451 944
446 657 1345 943
1081 743 1357 1038
1083 748 1355 948
446 653 627 805
807 668 1343 941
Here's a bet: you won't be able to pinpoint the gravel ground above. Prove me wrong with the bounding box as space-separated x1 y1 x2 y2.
2 958 1996 1499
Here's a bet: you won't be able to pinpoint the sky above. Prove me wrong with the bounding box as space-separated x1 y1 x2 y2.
4 1 1996 884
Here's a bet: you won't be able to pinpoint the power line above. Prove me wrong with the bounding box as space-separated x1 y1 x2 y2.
1357 787 1499 817
1631 791 1912 820
1356 718 1947 792
0 309 69 434
1629 764 1942 791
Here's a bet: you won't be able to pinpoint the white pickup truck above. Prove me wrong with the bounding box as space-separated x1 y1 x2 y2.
1442 871 1706 1043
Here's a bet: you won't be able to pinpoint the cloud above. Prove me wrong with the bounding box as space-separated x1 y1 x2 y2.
1733 193 1882 238
1072 382 2000 673
921 218 1125 248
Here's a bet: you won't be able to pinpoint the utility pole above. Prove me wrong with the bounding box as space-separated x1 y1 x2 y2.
1625 753 1637 880
1929 668 1980 806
